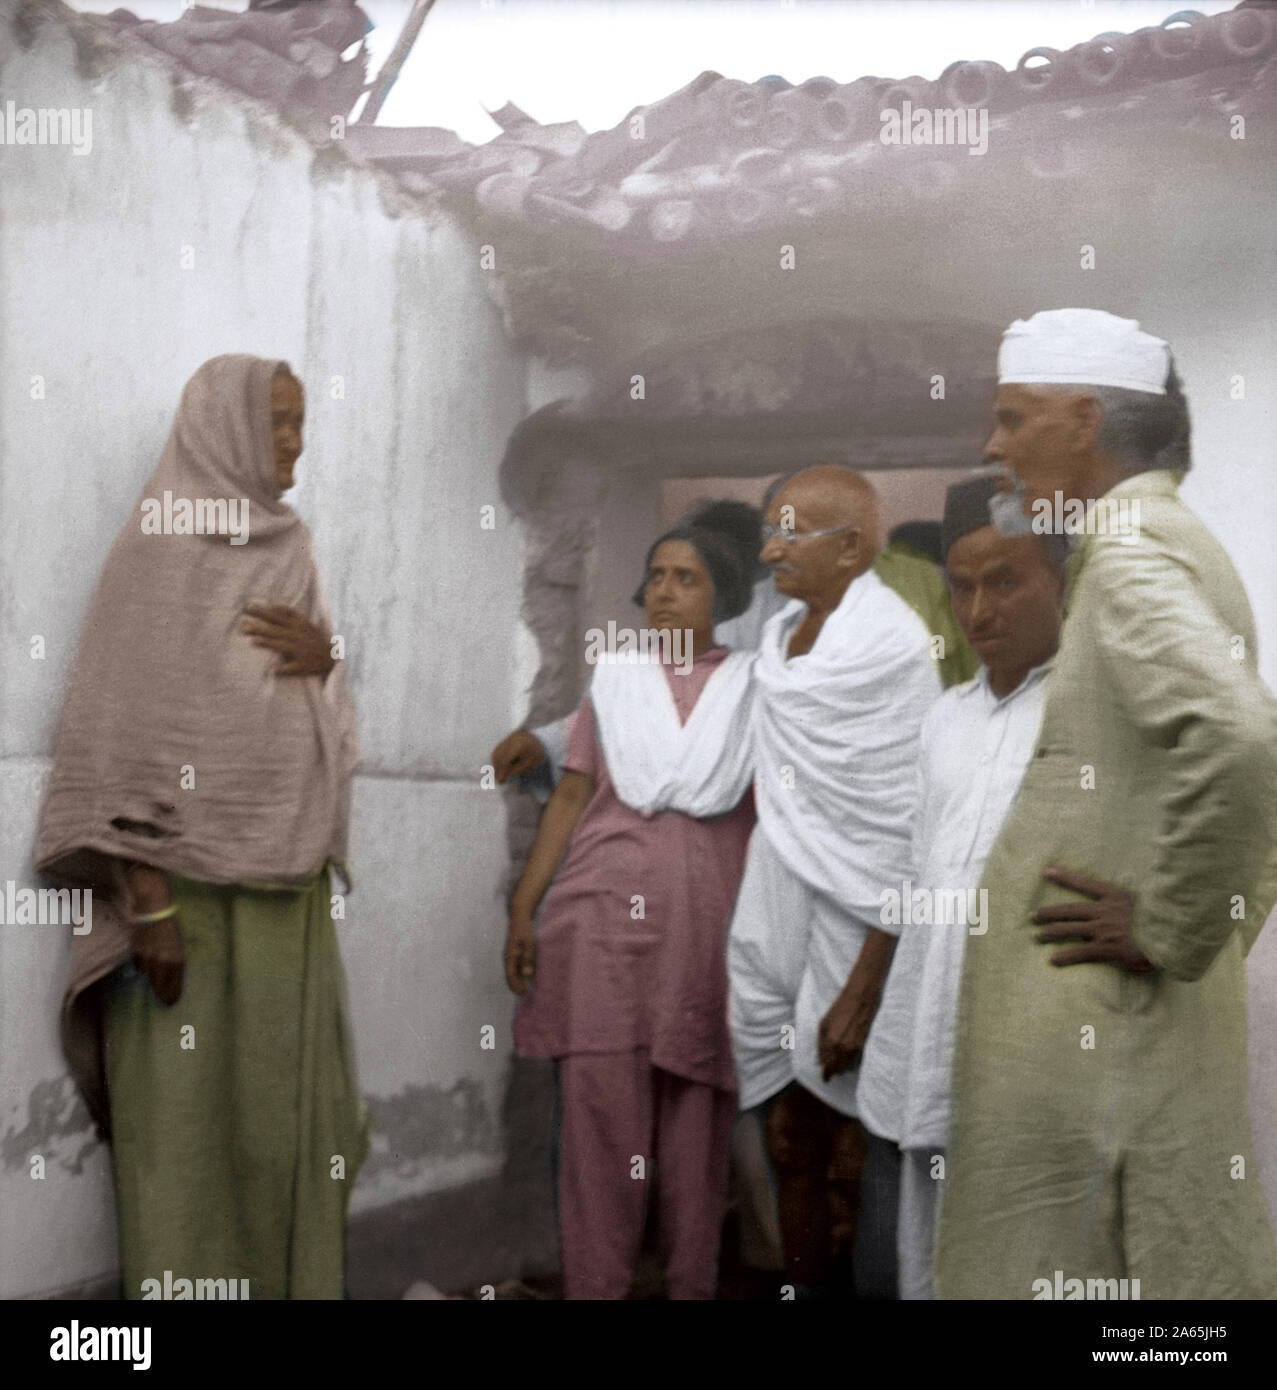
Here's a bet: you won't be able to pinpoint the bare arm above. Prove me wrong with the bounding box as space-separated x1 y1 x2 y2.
818 928 897 1080
504 769 594 994
119 859 185 1006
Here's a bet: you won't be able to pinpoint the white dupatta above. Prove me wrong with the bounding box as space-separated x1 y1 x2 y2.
588 649 756 818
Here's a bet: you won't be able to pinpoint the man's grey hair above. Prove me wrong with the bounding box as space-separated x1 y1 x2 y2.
1087 357 1191 476
1038 530 1073 579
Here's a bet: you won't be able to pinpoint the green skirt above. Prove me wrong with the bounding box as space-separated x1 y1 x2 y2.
104 868 368 1300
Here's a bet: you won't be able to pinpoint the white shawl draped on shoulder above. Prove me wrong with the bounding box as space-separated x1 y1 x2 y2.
588 650 756 818
752 569 941 916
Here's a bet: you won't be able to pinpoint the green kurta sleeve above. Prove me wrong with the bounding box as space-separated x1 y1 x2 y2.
873 545 977 688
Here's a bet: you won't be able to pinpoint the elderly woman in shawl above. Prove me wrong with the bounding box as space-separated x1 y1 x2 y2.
506 517 757 1300
35 355 365 1301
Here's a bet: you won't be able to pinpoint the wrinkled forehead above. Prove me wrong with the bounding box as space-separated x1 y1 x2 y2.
767 479 810 518
766 481 846 531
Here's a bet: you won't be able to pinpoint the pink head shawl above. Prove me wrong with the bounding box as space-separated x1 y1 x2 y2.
35 354 359 1130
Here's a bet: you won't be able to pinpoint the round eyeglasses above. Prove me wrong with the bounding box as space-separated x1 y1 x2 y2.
760 521 857 545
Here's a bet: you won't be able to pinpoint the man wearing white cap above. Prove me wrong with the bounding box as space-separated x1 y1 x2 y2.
934 308 1277 1298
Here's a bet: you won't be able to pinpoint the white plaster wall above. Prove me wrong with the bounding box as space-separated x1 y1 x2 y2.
580 461 663 640
0 14 527 1297
509 361 597 716
0 761 118 1299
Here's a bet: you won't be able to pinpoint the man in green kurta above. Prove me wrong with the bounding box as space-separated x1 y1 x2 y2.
934 309 1277 1299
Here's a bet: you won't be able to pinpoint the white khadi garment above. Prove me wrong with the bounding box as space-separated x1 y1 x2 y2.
588 649 756 818
729 570 942 1115
752 570 941 913
856 660 1051 1153
855 659 1049 1299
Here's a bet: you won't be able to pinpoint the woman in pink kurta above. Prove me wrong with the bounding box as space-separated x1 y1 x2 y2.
506 520 759 1299
513 653 754 1088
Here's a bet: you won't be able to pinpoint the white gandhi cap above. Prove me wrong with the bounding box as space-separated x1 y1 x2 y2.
998 308 1170 395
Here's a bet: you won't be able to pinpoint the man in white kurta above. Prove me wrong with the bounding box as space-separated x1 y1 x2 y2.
856 475 1066 1298
726 466 941 1295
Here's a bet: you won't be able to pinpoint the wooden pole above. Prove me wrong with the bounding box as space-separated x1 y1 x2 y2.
357 0 437 125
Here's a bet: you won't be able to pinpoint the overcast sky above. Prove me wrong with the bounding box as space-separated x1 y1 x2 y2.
69 0 1239 142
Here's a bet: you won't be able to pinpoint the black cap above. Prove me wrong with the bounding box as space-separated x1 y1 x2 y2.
888 520 943 566
941 475 1000 560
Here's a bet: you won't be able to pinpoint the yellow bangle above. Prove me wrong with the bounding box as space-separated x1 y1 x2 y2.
133 903 178 924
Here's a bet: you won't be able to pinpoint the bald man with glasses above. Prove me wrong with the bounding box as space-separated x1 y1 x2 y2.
727 466 943 1300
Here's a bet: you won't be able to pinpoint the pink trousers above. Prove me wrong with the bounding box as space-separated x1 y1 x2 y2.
558 1049 736 1300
